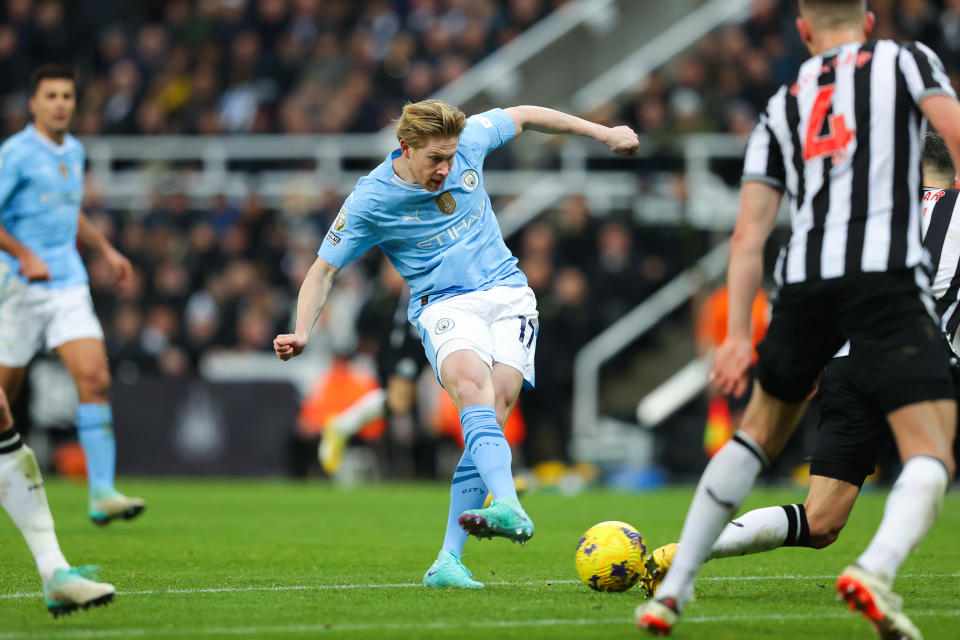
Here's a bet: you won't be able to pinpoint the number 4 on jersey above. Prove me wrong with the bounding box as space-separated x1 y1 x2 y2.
803 85 854 163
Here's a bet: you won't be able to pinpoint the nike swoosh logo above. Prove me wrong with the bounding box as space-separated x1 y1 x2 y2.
427 570 439 576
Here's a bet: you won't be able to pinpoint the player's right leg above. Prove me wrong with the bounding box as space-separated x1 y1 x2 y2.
838 399 954 640
832 268 956 639
56 337 144 526
441 350 533 543
0 388 114 616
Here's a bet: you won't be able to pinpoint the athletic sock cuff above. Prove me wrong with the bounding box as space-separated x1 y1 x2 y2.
459 405 497 423
732 431 770 469
0 430 22 454
904 454 951 480
781 503 810 547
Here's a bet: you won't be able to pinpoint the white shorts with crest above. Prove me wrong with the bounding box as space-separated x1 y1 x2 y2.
0 263 104 367
416 285 538 388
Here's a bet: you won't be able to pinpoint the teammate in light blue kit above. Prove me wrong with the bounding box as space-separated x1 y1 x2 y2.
276 99 639 587
0 65 144 528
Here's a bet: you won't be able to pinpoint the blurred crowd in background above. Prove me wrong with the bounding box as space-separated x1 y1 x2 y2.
0 0 568 136
3 0 960 472
4 0 958 139
614 0 960 140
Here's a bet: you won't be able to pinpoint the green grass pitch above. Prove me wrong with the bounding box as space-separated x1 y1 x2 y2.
1 479 957 638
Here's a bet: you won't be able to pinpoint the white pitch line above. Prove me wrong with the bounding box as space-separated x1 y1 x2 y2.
702 572 960 582
0 580 577 601
1 572 956 601
1 610 959 639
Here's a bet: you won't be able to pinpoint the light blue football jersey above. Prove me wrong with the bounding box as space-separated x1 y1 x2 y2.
0 124 86 288
318 108 527 322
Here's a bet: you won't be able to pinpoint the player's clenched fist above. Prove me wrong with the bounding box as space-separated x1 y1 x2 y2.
603 125 640 157
274 333 307 360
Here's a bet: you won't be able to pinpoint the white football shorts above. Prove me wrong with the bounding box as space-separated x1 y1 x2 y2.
0 264 104 367
417 285 538 388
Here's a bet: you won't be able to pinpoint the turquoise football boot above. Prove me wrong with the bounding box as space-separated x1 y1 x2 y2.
44 566 115 618
89 488 145 526
458 496 534 544
423 550 484 589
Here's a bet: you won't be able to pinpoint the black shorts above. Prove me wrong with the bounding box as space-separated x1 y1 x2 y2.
756 268 954 411
812 353 960 486
810 355 892 486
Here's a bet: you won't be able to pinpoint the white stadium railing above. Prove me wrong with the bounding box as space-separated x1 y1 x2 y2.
81 132 748 233
571 0 754 113
570 239 731 464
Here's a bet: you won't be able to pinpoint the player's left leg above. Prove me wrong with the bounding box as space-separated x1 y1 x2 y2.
834 269 956 639
639 384 806 621
836 399 955 640
0 386 115 616
637 277 845 635
55 338 144 526
641 475 859 596
695 352 883 562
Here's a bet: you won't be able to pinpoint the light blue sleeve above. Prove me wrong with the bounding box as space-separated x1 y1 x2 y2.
0 144 22 210
316 191 379 268
459 108 517 163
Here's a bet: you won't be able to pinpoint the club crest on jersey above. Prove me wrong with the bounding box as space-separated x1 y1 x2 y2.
435 318 455 333
333 207 347 231
435 192 456 215
460 169 479 192
59 162 69 179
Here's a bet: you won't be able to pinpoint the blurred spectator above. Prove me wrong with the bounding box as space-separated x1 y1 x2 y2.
0 0 562 137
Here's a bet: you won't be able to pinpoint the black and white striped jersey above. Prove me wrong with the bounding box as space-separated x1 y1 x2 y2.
743 39 956 286
921 186 960 353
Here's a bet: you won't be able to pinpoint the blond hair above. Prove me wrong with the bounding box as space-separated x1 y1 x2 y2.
799 0 866 29
394 99 466 148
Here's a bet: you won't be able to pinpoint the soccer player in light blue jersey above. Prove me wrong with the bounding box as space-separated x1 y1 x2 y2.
0 65 144 529
275 98 639 587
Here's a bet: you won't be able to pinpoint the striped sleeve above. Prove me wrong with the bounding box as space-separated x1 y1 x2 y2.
742 112 786 191
899 42 957 105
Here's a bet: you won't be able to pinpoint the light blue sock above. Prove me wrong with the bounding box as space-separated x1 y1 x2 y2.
76 403 115 495
460 405 517 502
441 450 488 555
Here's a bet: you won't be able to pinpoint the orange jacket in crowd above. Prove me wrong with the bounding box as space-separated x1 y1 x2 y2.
298 358 386 440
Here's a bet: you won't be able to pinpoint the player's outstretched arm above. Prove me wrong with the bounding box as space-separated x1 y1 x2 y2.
502 106 639 156
274 256 340 361
709 181 781 398
77 211 133 287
